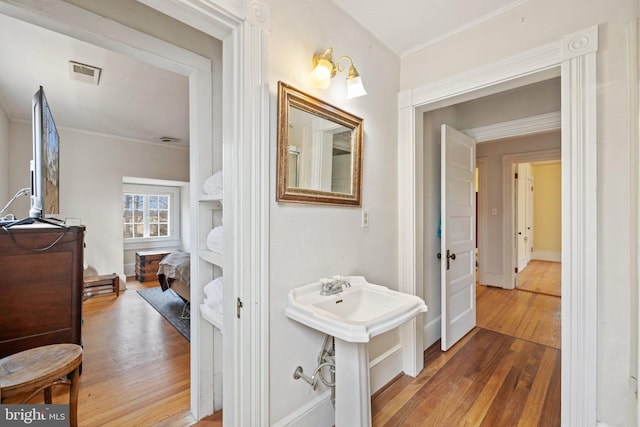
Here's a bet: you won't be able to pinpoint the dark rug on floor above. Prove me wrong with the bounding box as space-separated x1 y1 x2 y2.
137 287 190 341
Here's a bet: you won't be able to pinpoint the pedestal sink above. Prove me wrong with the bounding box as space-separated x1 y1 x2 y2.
285 276 428 426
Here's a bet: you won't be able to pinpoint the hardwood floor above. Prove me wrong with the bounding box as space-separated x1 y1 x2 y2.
13 280 196 426
15 268 558 426
477 283 561 349
517 260 561 297
372 283 561 426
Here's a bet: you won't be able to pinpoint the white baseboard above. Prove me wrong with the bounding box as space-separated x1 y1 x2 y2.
424 315 441 349
124 263 135 276
532 251 561 262
272 391 334 427
273 343 409 426
370 344 403 394
482 273 505 288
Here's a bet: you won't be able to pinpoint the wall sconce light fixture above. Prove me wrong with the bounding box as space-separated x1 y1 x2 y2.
309 47 367 99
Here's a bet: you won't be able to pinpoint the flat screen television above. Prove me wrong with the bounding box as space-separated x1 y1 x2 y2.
29 86 59 220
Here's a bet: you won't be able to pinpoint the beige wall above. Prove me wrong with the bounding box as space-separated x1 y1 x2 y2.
403 1 639 423
8 122 189 278
268 0 400 422
532 162 561 254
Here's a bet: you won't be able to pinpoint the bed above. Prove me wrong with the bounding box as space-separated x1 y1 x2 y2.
157 251 191 302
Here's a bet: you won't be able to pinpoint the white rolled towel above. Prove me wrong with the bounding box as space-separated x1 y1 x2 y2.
206 226 224 254
203 170 223 196
204 277 223 313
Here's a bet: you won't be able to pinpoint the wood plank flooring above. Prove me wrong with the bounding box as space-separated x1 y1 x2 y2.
12 280 196 426
517 260 561 297
372 283 561 426
12 268 558 426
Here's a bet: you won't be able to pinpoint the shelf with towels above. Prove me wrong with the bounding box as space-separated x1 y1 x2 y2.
199 249 223 268
200 303 223 331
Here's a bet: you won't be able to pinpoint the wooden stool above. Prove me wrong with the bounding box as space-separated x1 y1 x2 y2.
0 344 83 427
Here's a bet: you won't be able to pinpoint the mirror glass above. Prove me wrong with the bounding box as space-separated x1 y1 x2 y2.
277 82 363 206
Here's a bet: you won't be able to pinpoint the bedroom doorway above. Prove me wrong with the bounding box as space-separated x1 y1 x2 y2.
0 1 226 421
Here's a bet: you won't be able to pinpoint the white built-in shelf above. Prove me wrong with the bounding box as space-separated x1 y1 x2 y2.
199 249 223 268
200 194 222 201
199 195 223 209
200 304 223 331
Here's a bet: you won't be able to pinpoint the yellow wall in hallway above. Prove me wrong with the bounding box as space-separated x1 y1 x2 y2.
532 163 561 252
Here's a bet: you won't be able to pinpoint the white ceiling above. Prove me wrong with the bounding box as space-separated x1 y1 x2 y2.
0 1 525 147
0 13 189 148
331 0 525 55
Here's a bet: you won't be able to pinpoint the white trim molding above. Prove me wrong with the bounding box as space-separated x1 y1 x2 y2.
463 111 561 143
560 25 598 427
532 251 562 262
398 25 598 427
397 101 424 377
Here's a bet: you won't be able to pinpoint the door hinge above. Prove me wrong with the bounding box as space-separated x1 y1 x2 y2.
237 297 243 319
515 172 518 179
515 267 519 273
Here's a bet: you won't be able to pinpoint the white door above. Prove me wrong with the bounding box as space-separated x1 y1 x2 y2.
441 125 477 351
517 164 528 270
525 174 535 264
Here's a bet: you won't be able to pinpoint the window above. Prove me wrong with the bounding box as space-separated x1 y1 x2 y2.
123 184 180 246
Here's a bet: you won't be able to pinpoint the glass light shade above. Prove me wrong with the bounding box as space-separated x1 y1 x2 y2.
346 76 367 99
309 59 333 89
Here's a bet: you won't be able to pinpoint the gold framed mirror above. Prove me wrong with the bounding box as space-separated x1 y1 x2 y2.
277 81 363 206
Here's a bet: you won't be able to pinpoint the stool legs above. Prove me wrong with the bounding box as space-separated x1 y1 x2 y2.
69 367 80 427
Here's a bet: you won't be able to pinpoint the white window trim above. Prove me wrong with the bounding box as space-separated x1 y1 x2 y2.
123 183 180 250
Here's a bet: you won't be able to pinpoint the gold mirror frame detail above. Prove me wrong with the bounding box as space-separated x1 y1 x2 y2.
277 81 363 206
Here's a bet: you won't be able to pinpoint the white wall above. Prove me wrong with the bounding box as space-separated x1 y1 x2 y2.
0 101 8 204
402 1 639 423
268 0 400 423
456 78 561 129
8 122 189 279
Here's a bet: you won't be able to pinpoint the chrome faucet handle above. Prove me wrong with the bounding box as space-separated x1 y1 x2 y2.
320 278 334 291
333 275 350 288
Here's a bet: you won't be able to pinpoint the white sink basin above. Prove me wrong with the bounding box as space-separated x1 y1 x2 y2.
285 276 428 342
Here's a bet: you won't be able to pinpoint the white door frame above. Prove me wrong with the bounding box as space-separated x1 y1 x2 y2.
1 0 271 425
502 149 561 290
398 26 598 426
140 2 271 425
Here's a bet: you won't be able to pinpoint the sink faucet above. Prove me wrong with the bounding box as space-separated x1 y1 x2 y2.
320 276 351 296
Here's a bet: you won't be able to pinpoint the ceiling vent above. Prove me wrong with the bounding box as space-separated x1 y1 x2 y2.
68 61 101 85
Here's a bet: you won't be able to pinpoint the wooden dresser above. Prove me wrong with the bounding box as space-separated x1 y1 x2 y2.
0 225 85 358
135 250 170 282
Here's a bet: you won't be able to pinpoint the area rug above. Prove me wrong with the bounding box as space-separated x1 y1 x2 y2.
137 287 190 342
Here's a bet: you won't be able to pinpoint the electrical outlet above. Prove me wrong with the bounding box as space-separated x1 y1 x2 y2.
361 209 369 228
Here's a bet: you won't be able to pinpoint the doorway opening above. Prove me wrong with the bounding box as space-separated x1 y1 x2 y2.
514 160 561 298
401 26 598 424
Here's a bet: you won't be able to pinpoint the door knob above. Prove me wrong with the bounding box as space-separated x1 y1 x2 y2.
446 250 456 270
